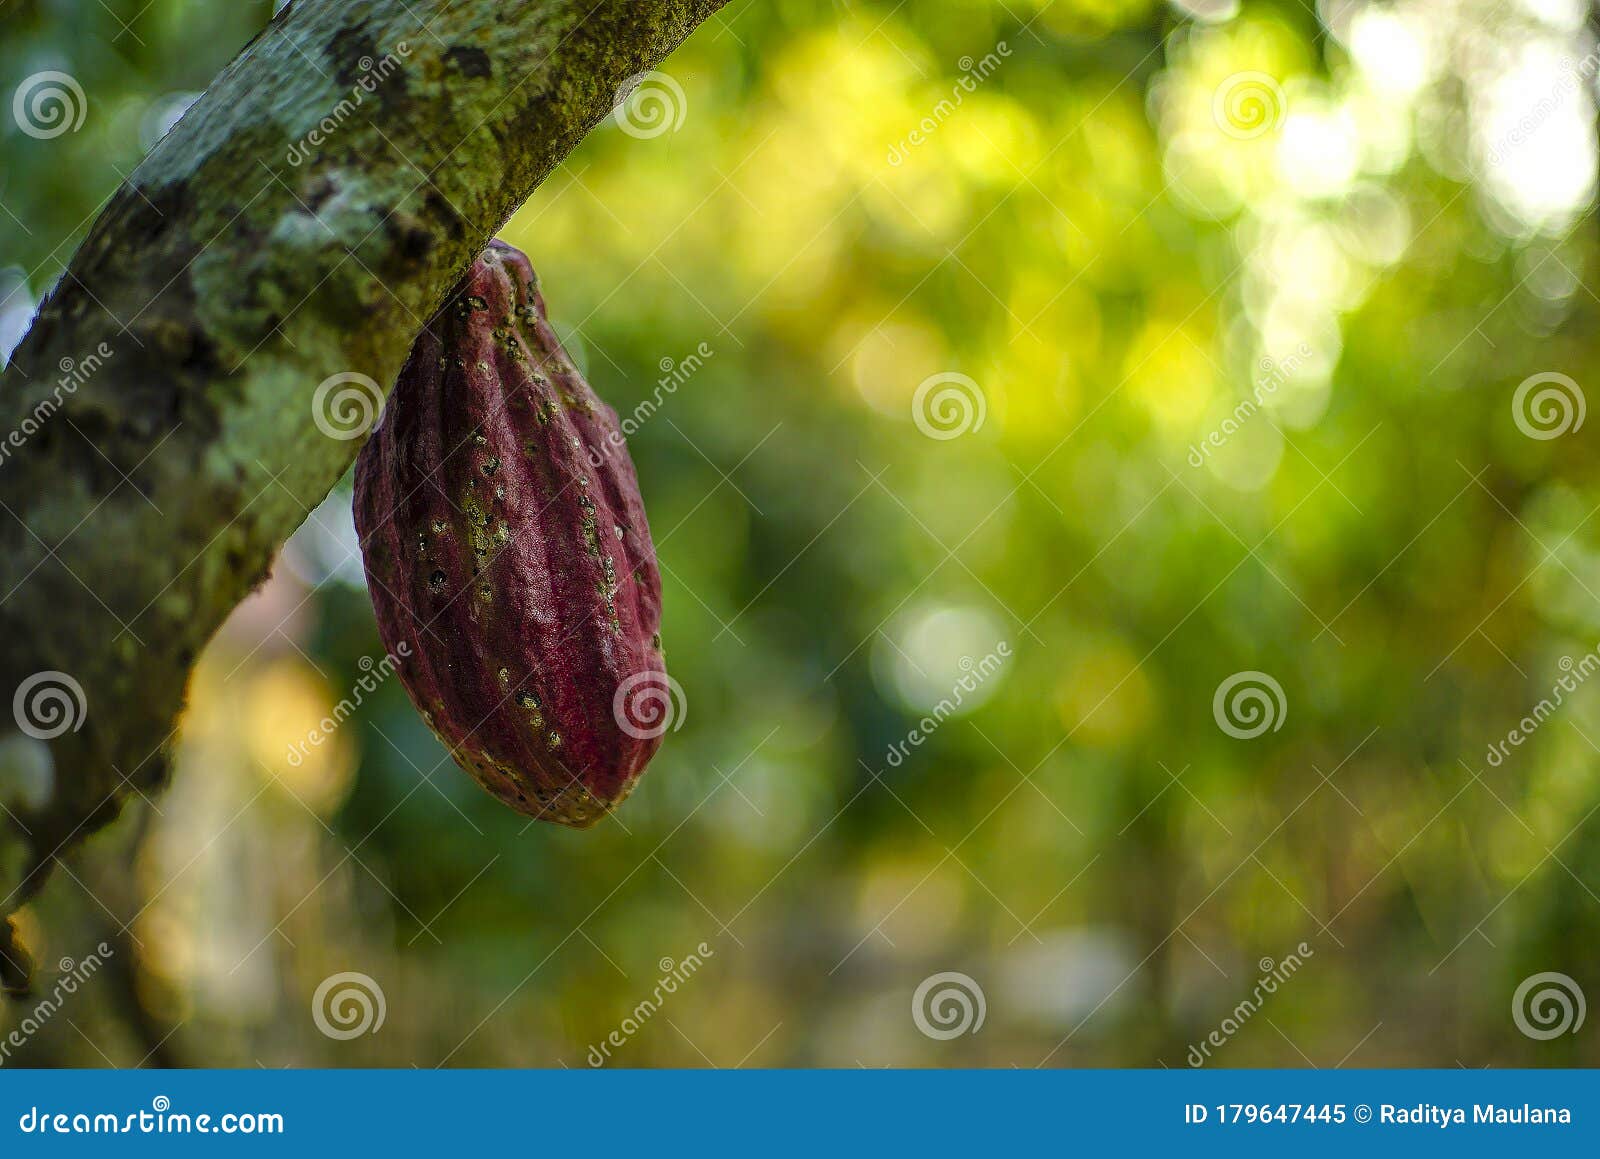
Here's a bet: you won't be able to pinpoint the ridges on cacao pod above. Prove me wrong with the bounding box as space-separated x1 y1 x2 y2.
353 240 669 827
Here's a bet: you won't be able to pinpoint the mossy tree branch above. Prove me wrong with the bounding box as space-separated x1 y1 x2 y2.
0 0 727 972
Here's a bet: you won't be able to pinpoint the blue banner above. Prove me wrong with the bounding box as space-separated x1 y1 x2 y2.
0 1070 1595 1154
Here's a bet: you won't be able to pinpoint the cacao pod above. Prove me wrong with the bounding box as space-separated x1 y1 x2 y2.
353 240 668 827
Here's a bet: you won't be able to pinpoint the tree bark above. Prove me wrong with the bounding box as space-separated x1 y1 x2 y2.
0 0 727 960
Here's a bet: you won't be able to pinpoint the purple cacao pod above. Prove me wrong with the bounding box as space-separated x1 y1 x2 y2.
353 240 668 827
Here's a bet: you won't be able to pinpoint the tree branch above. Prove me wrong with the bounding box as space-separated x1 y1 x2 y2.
0 0 727 938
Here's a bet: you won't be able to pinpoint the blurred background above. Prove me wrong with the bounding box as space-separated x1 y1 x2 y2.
4 0 1600 1067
